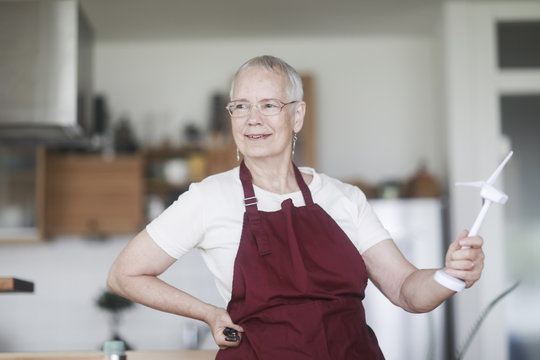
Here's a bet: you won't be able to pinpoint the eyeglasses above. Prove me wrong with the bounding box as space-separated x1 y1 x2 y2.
225 99 298 117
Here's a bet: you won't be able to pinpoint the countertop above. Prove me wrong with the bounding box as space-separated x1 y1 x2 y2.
0 350 217 360
0 278 34 293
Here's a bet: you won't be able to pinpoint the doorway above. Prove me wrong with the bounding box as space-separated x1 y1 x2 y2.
501 94 540 360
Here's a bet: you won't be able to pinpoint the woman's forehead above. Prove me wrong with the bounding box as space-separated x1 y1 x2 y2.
233 67 288 98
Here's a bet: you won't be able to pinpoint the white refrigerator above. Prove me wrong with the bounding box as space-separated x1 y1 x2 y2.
365 198 447 360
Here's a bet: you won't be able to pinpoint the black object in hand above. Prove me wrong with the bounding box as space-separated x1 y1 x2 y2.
223 327 240 342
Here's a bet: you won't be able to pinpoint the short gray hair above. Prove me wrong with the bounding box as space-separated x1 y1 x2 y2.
229 55 304 101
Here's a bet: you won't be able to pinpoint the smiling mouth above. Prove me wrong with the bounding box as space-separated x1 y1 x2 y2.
246 134 270 140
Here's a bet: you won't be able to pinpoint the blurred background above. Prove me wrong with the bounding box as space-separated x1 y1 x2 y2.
0 0 539 359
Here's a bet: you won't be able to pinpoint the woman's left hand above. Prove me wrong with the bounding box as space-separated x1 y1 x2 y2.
205 306 244 350
444 230 485 288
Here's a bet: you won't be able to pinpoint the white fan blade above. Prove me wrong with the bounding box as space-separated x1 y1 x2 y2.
456 181 485 188
486 151 513 185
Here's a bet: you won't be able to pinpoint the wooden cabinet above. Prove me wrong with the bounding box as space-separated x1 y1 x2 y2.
0 145 240 240
44 152 144 237
0 146 45 242
297 74 316 168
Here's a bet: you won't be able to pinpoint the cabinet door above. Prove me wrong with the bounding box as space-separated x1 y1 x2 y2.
0 146 44 242
45 153 144 236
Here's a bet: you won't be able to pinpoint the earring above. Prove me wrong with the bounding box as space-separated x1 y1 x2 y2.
236 148 240 162
292 132 298 157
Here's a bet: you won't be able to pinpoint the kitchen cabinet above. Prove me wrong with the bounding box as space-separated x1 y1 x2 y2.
44 151 144 237
1 148 144 240
0 145 242 240
0 146 45 242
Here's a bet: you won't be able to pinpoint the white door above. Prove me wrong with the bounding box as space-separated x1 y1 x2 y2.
443 2 540 360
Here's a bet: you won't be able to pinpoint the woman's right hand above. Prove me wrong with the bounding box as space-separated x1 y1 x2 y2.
205 306 244 350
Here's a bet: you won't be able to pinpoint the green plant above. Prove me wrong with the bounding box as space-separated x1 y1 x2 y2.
97 290 134 313
96 289 134 349
455 281 520 360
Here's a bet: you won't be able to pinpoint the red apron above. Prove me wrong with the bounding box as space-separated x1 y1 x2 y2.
216 161 385 359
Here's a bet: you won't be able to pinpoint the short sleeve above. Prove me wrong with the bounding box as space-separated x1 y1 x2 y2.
146 182 205 259
315 175 391 254
352 188 392 253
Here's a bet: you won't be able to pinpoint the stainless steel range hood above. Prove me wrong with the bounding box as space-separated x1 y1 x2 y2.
0 0 94 145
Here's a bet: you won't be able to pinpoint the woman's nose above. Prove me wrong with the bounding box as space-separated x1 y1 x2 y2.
246 105 263 124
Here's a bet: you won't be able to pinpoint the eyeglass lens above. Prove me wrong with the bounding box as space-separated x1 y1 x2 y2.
227 99 290 117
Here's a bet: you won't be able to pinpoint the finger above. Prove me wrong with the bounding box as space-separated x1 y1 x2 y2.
446 259 475 271
217 324 244 338
217 335 242 348
213 319 242 336
457 229 469 242
447 268 482 283
449 230 469 252
447 257 483 275
228 324 244 333
449 251 474 263
449 246 484 261
459 235 484 249
448 254 484 271
217 341 241 349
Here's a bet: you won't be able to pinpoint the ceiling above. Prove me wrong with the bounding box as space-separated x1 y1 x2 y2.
80 0 452 42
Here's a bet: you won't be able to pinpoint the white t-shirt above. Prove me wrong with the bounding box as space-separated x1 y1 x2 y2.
146 166 391 303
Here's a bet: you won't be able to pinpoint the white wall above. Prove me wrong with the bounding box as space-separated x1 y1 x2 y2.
0 236 223 352
95 36 444 184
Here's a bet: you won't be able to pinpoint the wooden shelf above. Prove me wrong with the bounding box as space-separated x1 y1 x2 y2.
142 145 205 159
0 277 34 293
145 179 189 194
0 228 41 243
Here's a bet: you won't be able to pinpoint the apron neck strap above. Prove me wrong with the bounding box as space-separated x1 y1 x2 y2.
239 160 314 209
239 160 269 255
238 160 313 256
239 160 258 213
293 163 314 205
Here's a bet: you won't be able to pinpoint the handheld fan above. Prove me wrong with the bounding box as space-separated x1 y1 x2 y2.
434 151 513 292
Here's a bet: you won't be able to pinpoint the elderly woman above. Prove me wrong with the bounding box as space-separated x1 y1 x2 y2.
107 55 484 359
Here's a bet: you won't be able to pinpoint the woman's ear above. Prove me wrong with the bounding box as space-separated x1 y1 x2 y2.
292 101 306 133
